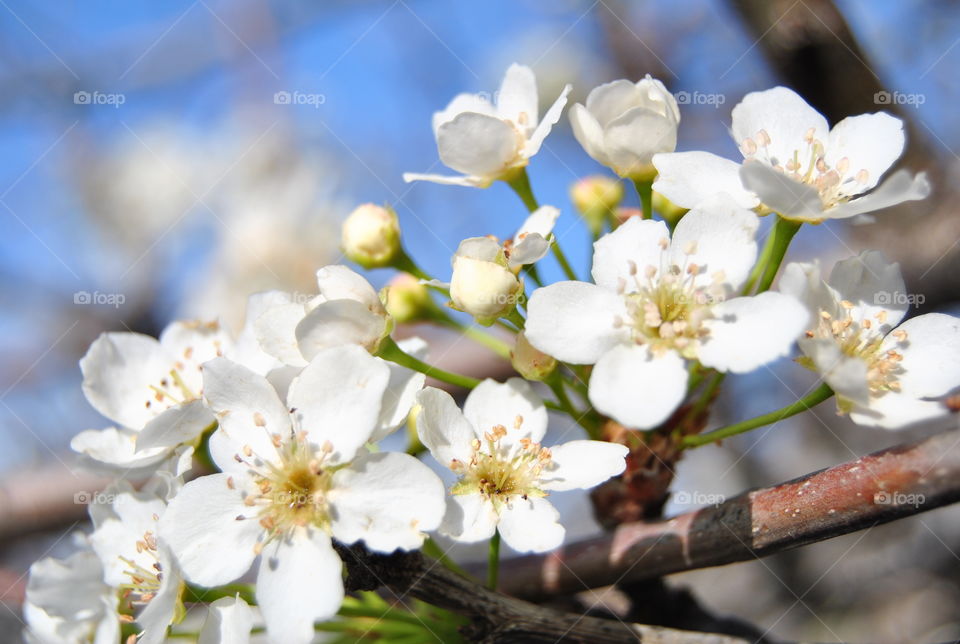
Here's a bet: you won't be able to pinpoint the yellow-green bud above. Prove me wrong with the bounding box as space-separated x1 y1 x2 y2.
511 331 557 381
383 273 436 324
652 191 689 228
341 203 401 268
405 403 425 455
570 176 624 235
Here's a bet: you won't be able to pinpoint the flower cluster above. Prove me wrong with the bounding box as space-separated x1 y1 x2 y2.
26 64 957 644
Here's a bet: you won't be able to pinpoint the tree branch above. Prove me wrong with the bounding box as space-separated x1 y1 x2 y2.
489 426 960 601
336 543 751 644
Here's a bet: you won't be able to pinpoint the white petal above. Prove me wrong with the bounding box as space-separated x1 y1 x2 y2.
295 299 387 358
507 233 551 267
592 216 669 292
603 106 678 174
669 194 759 290
496 63 538 136
780 260 833 316
700 293 809 373
827 250 908 328
589 345 688 429
885 313 960 398
401 172 487 187
848 391 947 430
584 79 642 128
739 162 824 220
159 474 262 587
463 378 548 445
415 386 476 467
71 427 168 472
136 399 213 450
257 530 343 644
800 337 870 404
80 332 165 429
315 265 383 312
432 92 496 135
827 170 931 219
198 596 253 644
330 451 445 552
652 151 759 210
439 493 498 543
731 86 829 166
201 357 287 465
525 83 571 157
826 112 904 194
497 497 564 553
515 205 560 239
569 102 610 166
287 345 390 464
455 235 502 262
437 112 520 177
158 320 231 392
525 281 629 364
371 339 426 442
136 549 181 644
539 440 628 492
253 299 309 368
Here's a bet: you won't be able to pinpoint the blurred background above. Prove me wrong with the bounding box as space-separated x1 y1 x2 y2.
1 0 959 641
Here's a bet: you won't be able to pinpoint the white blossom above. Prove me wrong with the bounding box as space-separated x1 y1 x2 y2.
159 347 445 644
782 251 960 429
653 86 929 222
404 64 571 187
198 596 253 644
416 379 628 553
525 195 809 428
570 75 680 179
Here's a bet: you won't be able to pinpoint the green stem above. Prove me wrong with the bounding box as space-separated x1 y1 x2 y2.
634 179 653 220
741 225 777 295
421 538 473 579
551 241 579 281
681 383 834 448
506 168 578 281
524 263 544 288
184 583 255 606
755 216 802 294
392 248 432 282
547 375 596 435
505 308 526 330
436 316 512 360
377 336 480 389
487 530 501 590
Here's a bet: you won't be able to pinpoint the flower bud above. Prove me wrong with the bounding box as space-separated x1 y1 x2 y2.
652 191 689 228
383 273 436 324
570 176 624 235
511 331 556 381
449 237 522 326
341 203 401 268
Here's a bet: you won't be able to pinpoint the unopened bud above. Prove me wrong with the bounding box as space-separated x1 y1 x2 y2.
341 203 401 269
449 238 521 326
383 273 436 324
652 191 689 227
570 176 624 235
511 332 556 381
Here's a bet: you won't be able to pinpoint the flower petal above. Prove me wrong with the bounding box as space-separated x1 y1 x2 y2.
885 313 960 398
402 172 488 187
526 84 571 157
653 151 759 210
589 345 688 429
315 265 383 312
592 216 669 292
254 299 309 368
439 493 498 543
198 596 253 644
739 161 824 221
539 440 628 492
800 337 870 404
201 357 287 466
415 386 476 467
330 451 445 552
731 86 829 167
159 474 262 587
432 92 496 135
826 112 905 194
497 497 564 553
371 340 426 442
603 105 678 174
257 530 343 644
496 63 538 136
584 79 642 128
827 250 908 329
295 299 387 358
71 427 169 473
827 170 931 219
136 399 213 451
437 112 520 177
569 103 610 166
848 391 947 430
80 332 166 430
287 345 390 464
525 281 628 364
463 378 548 445
668 194 759 290
699 292 809 373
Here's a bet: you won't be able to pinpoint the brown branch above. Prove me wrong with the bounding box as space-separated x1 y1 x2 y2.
488 426 960 601
337 544 751 644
